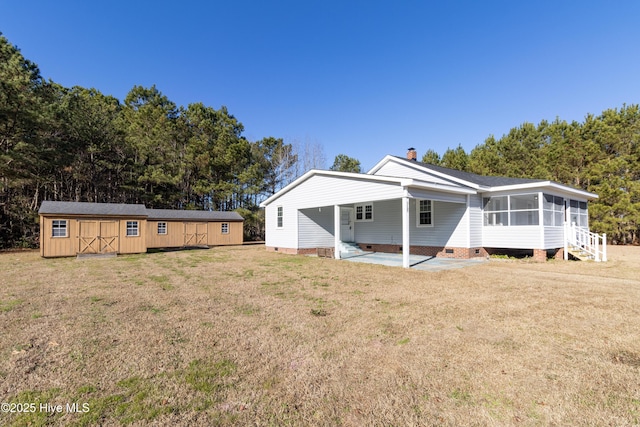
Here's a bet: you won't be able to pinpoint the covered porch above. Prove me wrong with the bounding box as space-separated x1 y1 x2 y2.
298 183 475 268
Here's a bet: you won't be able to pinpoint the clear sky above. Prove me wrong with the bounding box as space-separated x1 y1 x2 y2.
2 1 639 171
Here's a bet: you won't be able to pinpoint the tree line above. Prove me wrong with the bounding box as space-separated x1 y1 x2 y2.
421 108 640 245
1 33 314 247
2 31 638 247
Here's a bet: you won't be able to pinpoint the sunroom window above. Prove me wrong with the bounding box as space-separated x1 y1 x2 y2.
543 194 564 226
484 194 539 226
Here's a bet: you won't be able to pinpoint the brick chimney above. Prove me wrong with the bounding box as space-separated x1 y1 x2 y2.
407 147 417 161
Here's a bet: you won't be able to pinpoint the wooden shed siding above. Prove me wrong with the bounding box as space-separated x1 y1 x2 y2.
118 219 147 254
208 221 243 245
298 208 334 248
146 221 184 248
40 216 78 257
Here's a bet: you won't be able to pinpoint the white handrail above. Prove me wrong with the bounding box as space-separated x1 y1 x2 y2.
564 222 607 262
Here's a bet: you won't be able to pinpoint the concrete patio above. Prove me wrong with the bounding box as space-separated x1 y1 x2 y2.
341 251 487 271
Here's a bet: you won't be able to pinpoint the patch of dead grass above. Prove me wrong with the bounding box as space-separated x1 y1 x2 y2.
0 245 639 425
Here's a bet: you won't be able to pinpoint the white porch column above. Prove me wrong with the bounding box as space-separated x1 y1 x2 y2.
334 205 341 259
402 196 410 268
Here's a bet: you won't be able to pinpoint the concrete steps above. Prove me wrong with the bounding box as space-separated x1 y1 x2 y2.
338 242 367 258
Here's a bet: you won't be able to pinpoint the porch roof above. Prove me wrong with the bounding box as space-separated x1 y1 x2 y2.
259 169 473 208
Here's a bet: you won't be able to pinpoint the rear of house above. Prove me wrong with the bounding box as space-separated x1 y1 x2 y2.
39 201 243 258
260 151 605 266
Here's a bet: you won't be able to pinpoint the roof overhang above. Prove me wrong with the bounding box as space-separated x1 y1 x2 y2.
483 181 598 199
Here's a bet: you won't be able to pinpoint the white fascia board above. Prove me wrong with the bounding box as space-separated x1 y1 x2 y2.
259 170 406 207
404 179 476 195
485 181 598 199
368 155 482 190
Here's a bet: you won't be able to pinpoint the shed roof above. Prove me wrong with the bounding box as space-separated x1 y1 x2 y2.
38 201 244 221
146 209 243 222
39 201 147 217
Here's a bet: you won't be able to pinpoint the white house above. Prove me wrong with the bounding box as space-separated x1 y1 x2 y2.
260 149 606 267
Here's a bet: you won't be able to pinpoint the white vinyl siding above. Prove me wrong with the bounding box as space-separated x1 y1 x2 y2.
354 199 467 247
372 160 463 186
468 194 483 247
298 208 334 248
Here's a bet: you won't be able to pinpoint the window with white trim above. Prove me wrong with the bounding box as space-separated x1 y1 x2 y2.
221 223 229 234
416 200 433 226
570 199 588 228
543 194 564 226
157 222 167 235
355 203 373 222
483 194 539 226
126 221 139 236
52 220 68 237
276 206 283 228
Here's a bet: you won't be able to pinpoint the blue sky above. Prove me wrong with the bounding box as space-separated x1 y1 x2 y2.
2 1 639 171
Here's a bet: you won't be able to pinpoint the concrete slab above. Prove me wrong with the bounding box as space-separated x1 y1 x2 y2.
342 252 486 271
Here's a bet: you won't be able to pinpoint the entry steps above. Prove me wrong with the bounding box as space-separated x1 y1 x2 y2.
566 245 595 261
338 242 368 258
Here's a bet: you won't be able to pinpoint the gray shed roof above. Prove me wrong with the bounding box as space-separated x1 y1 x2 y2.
146 209 244 222
38 201 244 221
39 201 147 217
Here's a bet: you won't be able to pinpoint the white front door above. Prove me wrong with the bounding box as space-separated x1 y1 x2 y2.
340 207 355 242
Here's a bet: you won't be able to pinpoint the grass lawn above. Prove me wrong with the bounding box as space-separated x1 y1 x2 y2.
1 245 639 426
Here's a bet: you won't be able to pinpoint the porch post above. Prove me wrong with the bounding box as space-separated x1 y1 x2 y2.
334 205 341 259
402 196 410 268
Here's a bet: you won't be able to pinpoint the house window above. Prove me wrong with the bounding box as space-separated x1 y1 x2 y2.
52 220 67 237
221 223 229 234
126 221 139 236
483 194 539 226
483 196 509 226
570 200 588 228
543 194 564 226
355 203 373 222
157 222 167 235
509 194 539 226
417 200 433 226
277 206 283 228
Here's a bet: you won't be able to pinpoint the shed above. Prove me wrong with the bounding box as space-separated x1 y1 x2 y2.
38 201 244 257
145 209 244 249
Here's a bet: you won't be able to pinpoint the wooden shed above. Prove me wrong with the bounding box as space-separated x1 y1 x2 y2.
145 209 244 249
38 201 244 258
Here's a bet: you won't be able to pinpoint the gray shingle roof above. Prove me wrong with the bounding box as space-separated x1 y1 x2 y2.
146 209 243 221
38 201 147 216
392 156 546 187
38 201 244 221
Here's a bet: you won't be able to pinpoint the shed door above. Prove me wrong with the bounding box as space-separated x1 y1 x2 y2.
79 221 99 254
79 221 118 254
184 223 208 246
99 221 118 253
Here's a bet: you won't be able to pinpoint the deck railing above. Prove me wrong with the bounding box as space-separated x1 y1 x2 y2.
564 222 607 262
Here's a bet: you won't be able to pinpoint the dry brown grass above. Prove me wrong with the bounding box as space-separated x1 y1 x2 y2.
1 245 639 426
